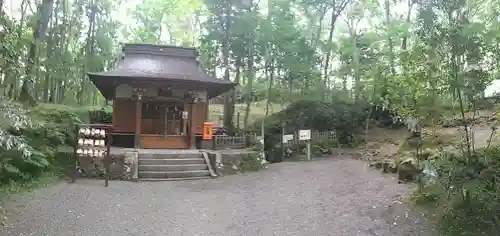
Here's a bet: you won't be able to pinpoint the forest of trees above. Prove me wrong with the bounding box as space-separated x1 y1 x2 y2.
2 0 500 234
1 0 498 129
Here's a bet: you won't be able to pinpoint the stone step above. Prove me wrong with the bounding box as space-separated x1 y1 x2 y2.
138 170 211 179
138 158 205 165
140 153 202 159
138 164 208 172
139 176 211 181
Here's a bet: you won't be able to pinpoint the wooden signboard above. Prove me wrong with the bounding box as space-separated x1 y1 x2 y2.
71 124 113 187
299 129 311 140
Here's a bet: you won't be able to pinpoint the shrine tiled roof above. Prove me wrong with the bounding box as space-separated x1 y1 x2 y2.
88 43 236 99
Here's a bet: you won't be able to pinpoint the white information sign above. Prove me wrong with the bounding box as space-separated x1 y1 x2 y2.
299 130 311 141
182 111 188 119
257 136 264 144
282 134 294 143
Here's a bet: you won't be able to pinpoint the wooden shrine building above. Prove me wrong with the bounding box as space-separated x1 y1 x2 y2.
88 43 236 149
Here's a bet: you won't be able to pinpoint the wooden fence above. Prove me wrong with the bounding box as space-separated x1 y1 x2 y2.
212 133 258 150
288 131 336 145
211 131 335 150
212 136 245 150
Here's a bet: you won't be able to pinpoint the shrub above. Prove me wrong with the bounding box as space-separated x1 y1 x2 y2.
0 102 83 184
89 108 112 124
0 101 44 182
415 146 500 236
254 99 369 162
239 152 266 172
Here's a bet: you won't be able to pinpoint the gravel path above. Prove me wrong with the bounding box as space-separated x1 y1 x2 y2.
1 157 435 236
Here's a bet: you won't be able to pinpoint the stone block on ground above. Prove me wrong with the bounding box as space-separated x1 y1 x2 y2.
397 158 420 183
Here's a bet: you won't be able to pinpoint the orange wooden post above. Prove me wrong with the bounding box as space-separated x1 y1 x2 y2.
202 122 213 140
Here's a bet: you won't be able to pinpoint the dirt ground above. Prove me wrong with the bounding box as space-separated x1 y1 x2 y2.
0 157 436 236
1 113 496 236
360 118 498 160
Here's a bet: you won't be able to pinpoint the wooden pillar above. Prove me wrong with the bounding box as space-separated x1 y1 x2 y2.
189 101 196 149
182 109 188 135
164 106 168 137
134 96 142 148
205 102 209 122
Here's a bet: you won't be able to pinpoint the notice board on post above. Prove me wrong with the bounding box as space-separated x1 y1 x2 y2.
72 124 113 187
298 129 311 141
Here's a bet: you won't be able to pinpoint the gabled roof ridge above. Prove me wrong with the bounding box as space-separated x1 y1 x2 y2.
123 43 198 59
88 43 237 100
123 43 196 50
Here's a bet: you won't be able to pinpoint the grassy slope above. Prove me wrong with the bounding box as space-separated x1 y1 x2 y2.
39 101 283 126
35 103 107 123
205 101 283 127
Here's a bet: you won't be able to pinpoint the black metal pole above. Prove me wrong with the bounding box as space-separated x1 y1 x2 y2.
105 127 112 187
280 116 284 162
70 125 79 183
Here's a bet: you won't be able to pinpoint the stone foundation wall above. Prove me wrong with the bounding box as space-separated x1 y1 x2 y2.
77 148 262 180
77 151 138 181
200 140 213 149
205 150 267 176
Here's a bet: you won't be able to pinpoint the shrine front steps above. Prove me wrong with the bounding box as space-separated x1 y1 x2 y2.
137 151 214 181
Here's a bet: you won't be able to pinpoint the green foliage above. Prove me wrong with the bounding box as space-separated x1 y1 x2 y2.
0 101 82 185
415 147 500 236
257 99 368 162
238 152 264 172
89 109 112 124
0 172 60 199
256 99 368 133
0 101 39 182
0 0 120 105
26 105 82 151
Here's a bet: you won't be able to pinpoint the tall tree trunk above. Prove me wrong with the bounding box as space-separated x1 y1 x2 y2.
352 35 361 102
264 1 274 117
44 27 54 103
232 59 242 129
0 0 9 28
384 0 396 75
44 0 60 103
313 7 327 48
401 0 415 50
243 48 255 130
265 53 275 117
322 9 337 92
20 0 54 105
53 0 69 103
322 0 351 99
345 15 362 102
243 2 256 130
222 0 234 133
78 0 96 105
3 0 28 100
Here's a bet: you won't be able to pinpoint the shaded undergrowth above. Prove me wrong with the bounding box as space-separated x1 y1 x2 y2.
412 146 500 235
